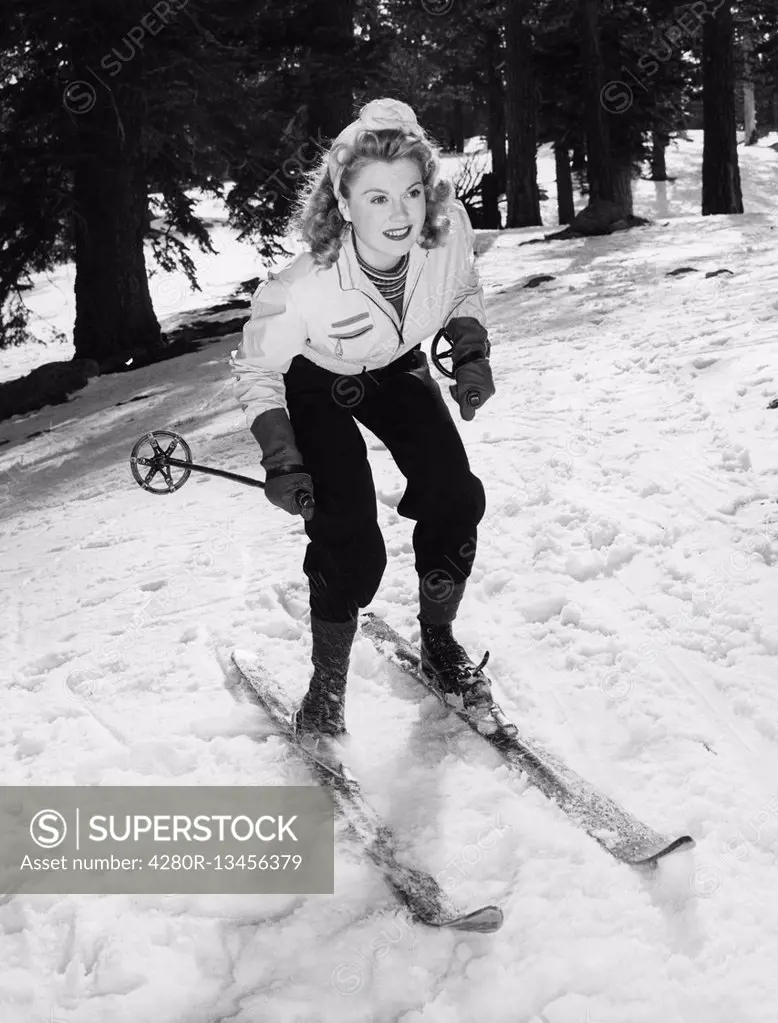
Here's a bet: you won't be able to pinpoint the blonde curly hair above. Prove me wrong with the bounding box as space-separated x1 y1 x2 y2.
292 128 454 270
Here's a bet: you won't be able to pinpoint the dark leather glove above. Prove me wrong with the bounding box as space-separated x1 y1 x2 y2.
448 357 495 422
265 467 315 521
251 408 303 470
442 316 493 421
250 408 315 520
445 316 490 367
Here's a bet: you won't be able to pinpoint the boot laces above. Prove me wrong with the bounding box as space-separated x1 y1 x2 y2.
455 649 490 688
470 650 490 677
429 629 490 690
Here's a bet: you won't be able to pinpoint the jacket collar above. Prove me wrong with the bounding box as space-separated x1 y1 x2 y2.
336 226 428 327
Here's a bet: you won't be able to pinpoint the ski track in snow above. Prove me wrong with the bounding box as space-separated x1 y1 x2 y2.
1 135 778 1022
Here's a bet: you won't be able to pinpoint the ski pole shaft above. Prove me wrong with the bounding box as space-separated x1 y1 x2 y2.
163 456 314 511
163 456 267 489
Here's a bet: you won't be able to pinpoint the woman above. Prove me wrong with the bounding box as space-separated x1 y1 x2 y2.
230 98 495 743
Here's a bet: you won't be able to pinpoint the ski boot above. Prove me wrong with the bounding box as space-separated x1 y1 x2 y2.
419 621 494 723
293 616 358 769
294 688 346 738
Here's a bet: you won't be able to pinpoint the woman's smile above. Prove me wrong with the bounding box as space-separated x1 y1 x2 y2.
383 226 412 241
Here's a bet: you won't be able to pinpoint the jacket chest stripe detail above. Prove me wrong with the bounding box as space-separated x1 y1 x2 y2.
330 312 371 327
328 325 373 340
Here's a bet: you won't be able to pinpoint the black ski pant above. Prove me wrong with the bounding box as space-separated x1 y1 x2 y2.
283 347 486 623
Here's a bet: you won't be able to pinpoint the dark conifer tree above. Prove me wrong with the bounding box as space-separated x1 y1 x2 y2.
702 0 744 214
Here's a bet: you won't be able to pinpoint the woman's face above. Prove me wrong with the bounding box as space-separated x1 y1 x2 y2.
338 158 426 271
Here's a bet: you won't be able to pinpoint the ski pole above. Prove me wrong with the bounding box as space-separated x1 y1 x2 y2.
129 430 315 513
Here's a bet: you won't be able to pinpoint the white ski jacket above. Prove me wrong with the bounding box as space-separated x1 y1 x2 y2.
230 199 488 424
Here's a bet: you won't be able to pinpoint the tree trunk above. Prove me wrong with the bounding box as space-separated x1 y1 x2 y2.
578 0 615 205
450 97 465 153
504 0 541 227
612 161 634 216
480 172 502 229
649 130 669 180
741 24 757 145
486 28 507 196
306 0 355 145
702 1 744 215
554 142 575 224
71 45 160 364
571 139 587 195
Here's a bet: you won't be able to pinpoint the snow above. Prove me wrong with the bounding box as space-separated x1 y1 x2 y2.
2 132 778 1022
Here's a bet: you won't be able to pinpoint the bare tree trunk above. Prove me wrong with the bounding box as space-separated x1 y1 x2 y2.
486 28 507 196
554 142 575 224
649 130 669 180
612 161 634 216
702 0 744 215
504 0 541 227
741 24 757 145
480 172 502 229
571 140 587 196
71 36 160 364
578 0 614 205
450 97 465 153
743 84 757 145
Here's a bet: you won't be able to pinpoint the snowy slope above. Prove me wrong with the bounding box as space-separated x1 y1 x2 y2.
1 134 778 1023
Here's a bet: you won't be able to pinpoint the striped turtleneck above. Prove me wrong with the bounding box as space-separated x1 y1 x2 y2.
355 247 409 319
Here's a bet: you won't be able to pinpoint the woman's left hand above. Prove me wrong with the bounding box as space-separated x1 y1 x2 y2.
449 358 495 422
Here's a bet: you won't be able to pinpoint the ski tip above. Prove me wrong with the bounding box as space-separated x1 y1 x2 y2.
654 834 696 861
226 649 260 690
629 834 696 867
232 648 268 678
434 904 504 934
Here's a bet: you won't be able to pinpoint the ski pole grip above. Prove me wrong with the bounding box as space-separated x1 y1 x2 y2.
465 391 481 408
295 491 315 513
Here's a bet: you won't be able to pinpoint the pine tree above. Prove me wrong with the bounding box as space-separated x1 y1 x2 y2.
505 0 542 226
702 0 744 214
578 0 615 206
740 0 778 131
0 0 346 360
